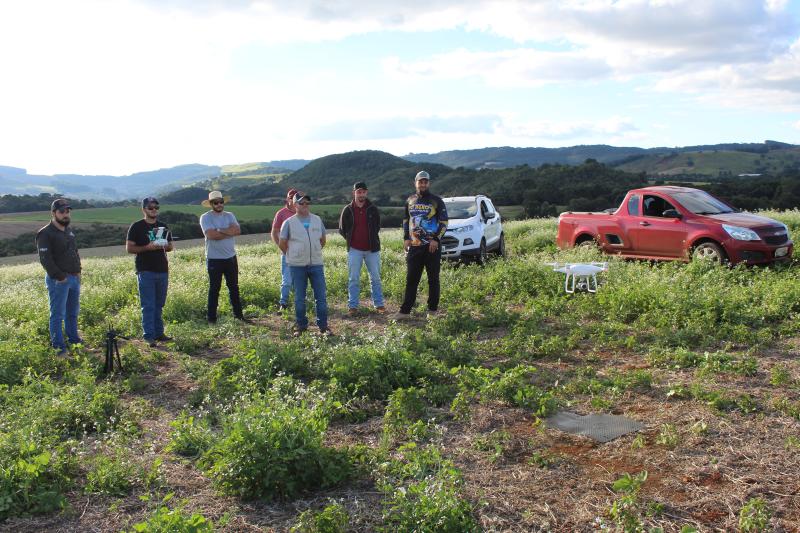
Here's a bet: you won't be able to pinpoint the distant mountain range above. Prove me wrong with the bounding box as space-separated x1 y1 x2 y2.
1 141 798 201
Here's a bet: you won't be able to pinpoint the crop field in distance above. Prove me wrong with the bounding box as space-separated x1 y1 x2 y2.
0 214 799 531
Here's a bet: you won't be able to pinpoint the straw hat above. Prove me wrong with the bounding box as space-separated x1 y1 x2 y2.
201 190 231 207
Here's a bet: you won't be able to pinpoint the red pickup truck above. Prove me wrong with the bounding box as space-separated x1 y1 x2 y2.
556 186 793 265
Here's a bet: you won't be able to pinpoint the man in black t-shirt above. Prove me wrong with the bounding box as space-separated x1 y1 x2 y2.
126 197 174 347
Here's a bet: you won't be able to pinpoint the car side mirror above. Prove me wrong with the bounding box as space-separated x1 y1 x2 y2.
484 212 495 221
662 209 682 219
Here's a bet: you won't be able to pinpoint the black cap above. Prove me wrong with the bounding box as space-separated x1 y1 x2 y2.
353 181 368 191
51 198 71 211
293 192 312 204
142 197 159 208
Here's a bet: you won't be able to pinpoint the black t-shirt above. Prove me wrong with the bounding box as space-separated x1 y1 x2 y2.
126 219 172 273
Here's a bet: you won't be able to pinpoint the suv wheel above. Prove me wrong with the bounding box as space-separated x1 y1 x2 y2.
496 234 506 258
476 239 488 265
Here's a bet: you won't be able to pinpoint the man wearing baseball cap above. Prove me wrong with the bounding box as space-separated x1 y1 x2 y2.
126 197 174 347
270 188 299 312
200 191 247 324
339 182 385 314
36 198 83 356
278 192 333 336
395 170 448 318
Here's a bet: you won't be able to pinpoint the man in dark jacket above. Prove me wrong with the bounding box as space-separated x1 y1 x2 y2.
395 171 448 318
36 198 83 355
339 182 385 314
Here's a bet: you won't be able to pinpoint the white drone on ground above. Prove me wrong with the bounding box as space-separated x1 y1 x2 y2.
546 262 609 294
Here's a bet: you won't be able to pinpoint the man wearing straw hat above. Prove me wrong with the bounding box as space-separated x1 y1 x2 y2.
199 191 247 324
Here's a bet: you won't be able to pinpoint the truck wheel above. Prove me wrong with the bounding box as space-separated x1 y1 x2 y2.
576 236 597 248
476 239 488 265
692 242 725 263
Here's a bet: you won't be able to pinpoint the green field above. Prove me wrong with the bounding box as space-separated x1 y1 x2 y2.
0 204 525 225
617 147 800 176
2 217 798 530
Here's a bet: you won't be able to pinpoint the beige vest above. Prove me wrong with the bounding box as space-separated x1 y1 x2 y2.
284 214 325 266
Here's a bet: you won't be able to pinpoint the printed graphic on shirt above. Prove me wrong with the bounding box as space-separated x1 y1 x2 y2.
407 200 447 246
148 227 169 246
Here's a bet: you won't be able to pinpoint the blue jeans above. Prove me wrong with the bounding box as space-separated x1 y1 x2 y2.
347 249 384 308
45 274 81 350
137 271 168 340
289 264 327 331
280 254 293 306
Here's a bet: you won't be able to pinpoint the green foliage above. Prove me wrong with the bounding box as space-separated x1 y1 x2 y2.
605 471 649 533
200 394 351 501
383 387 430 443
291 501 350 533
473 430 512 464
126 494 214 532
738 497 771 532
166 412 215 458
376 444 478 533
84 453 134 496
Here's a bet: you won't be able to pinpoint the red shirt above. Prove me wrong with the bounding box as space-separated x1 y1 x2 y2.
350 202 370 251
272 206 294 234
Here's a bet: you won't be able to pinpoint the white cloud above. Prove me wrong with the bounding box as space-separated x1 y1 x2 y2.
384 48 612 87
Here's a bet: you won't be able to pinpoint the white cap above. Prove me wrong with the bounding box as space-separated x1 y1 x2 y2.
415 170 430 181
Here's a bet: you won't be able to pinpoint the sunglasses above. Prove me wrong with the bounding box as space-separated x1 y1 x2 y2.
56 207 72 213
145 205 160 211
298 201 311 206
211 200 224 205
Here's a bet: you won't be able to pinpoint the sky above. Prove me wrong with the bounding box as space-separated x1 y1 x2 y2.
1 0 799 176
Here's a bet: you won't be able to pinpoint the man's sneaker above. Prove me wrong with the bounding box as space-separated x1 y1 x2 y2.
348 308 358 316
156 334 173 342
145 338 157 347
426 309 439 317
319 327 335 337
55 348 69 358
235 316 254 324
291 326 307 338
277 303 289 315
390 311 412 320
207 318 217 325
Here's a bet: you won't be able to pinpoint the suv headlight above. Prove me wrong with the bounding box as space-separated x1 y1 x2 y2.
722 224 760 241
452 225 474 233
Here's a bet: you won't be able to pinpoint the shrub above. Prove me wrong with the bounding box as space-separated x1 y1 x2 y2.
201 395 351 501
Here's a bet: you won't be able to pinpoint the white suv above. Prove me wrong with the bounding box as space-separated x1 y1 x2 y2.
441 195 505 264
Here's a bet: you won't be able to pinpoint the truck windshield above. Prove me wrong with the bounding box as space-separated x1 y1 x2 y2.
446 201 478 219
671 191 737 215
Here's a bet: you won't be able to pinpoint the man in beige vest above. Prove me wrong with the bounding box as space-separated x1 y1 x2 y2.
278 192 333 336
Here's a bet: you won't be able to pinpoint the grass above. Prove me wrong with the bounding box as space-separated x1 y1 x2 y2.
0 216 799 530
0 204 525 225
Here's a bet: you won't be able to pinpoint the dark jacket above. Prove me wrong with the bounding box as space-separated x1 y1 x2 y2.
36 222 81 280
339 199 381 252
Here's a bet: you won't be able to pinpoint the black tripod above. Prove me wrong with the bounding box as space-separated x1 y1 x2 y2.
104 328 125 373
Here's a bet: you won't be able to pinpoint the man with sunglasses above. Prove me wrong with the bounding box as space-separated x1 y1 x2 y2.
278 193 333 336
126 197 174 347
36 198 83 356
200 190 246 324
